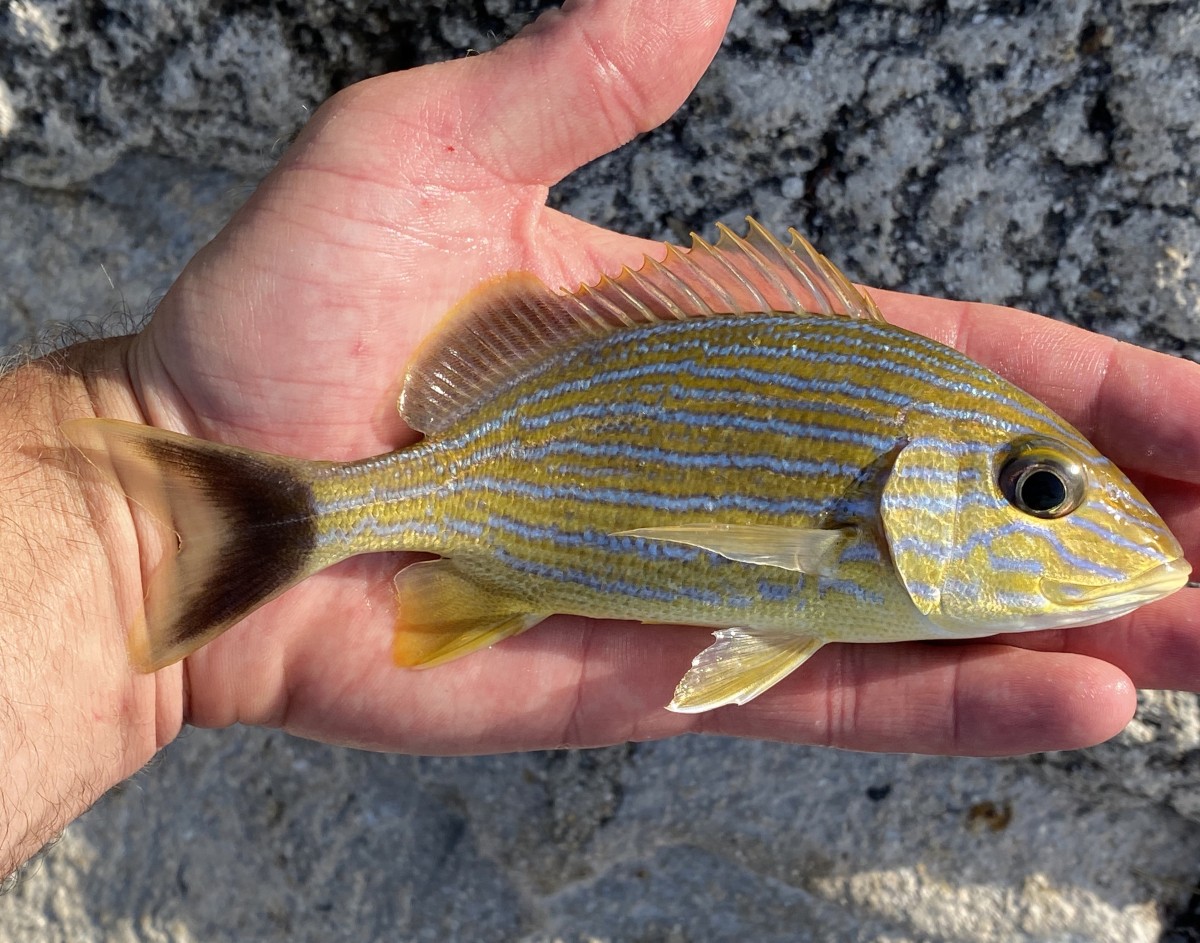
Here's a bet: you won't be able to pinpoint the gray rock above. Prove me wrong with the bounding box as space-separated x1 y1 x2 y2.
1040 689 1200 824
0 155 241 349
4 732 1198 942
1 0 1198 940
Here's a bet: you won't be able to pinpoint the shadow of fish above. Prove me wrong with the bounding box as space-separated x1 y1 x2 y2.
63 220 1190 712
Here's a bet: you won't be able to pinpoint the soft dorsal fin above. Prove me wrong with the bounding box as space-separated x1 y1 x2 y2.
400 272 590 435
399 219 883 434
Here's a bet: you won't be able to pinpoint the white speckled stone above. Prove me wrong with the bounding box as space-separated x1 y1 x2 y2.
2 1 1198 940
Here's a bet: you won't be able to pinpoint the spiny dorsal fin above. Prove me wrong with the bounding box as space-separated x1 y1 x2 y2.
572 219 884 324
399 219 883 434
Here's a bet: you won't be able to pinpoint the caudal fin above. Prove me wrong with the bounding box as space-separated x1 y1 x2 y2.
62 418 321 671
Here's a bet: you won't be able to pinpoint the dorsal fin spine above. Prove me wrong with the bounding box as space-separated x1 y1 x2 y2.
775 229 825 304
663 243 723 314
744 220 811 313
790 228 885 321
714 223 773 312
561 292 609 331
621 263 680 321
586 277 638 326
819 250 867 316
689 233 744 313
643 254 705 319
609 270 655 323
707 225 754 312
733 222 804 312
789 232 832 304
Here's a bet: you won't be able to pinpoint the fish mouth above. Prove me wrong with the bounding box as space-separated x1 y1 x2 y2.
1041 558 1193 610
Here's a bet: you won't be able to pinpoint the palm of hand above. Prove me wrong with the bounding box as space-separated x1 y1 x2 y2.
116 2 1197 756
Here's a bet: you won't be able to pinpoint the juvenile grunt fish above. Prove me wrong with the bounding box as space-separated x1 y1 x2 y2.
63 220 1191 712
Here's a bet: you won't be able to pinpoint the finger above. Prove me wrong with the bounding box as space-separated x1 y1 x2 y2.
234 575 1136 757
1127 472 1200 561
463 0 736 186
698 642 1136 756
996 587 1200 693
870 288 1200 485
529 207 675 291
318 0 735 190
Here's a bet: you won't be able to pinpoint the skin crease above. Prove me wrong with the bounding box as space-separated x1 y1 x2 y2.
4 0 1200 877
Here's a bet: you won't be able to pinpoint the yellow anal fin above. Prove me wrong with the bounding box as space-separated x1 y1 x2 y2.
669 629 825 713
393 559 544 668
614 523 847 575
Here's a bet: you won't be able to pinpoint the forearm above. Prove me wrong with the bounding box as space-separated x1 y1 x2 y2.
0 340 177 878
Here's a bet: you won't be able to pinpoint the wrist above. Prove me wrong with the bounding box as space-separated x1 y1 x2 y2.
0 339 182 877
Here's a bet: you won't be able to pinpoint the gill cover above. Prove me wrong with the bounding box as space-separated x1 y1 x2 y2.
879 438 964 623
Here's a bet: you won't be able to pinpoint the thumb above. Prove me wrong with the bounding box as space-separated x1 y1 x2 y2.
319 0 735 190
471 0 736 186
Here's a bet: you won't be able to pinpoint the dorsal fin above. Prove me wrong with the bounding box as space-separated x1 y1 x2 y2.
399 272 590 435
399 219 883 434
572 218 884 325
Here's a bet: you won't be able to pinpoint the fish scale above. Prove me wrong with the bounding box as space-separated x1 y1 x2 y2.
62 220 1190 711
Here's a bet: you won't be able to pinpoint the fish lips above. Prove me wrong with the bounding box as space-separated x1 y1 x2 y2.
1040 557 1192 613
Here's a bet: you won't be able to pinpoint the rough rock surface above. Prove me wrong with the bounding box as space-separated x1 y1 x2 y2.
2 0 1199 940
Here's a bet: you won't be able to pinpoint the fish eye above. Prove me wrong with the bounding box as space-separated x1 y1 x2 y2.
997 437 1086 519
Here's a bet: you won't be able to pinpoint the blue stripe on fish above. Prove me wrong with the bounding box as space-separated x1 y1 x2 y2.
490 547 755 608
461 476 830 516
519 440 869 478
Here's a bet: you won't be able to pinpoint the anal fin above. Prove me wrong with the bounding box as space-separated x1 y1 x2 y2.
393 559 544 668
669 628 824 713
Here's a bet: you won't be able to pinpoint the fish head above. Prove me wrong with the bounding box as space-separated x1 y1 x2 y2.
881 428 1190 635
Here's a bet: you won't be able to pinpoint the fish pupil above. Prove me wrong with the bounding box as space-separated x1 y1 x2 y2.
1018 468 1068 514
997 436 1085 519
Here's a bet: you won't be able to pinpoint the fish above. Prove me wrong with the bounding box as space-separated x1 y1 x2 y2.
62 219 1191 712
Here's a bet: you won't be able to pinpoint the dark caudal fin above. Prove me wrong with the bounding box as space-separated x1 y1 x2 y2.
62 418 322 671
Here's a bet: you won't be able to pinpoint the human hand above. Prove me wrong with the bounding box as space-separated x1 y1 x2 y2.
70 0 1200 761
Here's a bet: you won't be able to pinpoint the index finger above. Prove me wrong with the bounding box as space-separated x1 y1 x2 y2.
870 287 1200 485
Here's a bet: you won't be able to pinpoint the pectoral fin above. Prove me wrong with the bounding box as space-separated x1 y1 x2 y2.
393 560 544 668
615 523 846 575
669 628 825 713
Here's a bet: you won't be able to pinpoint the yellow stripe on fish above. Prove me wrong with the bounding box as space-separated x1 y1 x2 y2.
62 220 1190 712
